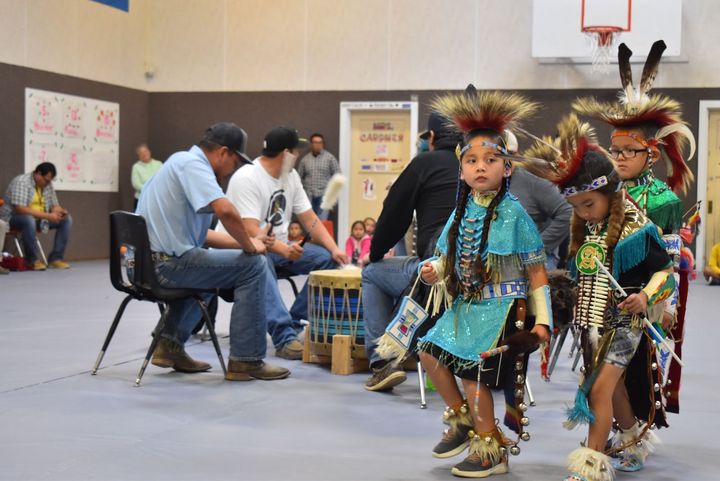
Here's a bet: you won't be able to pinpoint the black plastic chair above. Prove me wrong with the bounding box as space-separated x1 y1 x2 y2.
91 211 226 386
275 265 299 297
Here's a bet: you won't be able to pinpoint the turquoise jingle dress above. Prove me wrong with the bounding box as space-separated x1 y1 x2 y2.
418 191 546 385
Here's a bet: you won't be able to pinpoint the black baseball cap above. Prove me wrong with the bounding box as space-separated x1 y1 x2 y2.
419 112 446 140
203 122 253 165
262 127 308 156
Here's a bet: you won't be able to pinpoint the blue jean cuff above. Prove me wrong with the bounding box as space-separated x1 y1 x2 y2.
229 355 265 362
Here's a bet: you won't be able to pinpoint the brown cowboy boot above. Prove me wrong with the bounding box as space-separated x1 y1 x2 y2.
151 337 211 373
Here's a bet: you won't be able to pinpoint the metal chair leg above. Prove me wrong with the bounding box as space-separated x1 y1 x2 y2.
135 308 170 386
287 277 300 297
91 294 133 375
568 327 580 358
36 238 48 265
571 347 583 372
196 297 227 376
418 361 427 409
547 324 570 378
525 377 536 406
13 236 23 258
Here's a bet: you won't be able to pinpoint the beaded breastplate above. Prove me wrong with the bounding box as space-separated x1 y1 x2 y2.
574 224 612 330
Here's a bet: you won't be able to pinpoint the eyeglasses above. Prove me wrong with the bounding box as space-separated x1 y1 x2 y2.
608 147 649 159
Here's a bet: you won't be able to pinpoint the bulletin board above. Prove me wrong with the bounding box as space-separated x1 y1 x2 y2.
338 101 418 244
25 88 120 192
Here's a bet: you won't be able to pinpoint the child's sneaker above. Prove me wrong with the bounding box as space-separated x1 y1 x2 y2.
450 429 508 478
433 401 473 458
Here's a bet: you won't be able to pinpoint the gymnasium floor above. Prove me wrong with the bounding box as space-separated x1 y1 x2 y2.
1 260 718 480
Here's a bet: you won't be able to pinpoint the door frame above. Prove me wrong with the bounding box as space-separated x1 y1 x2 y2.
338 101 418 244
696 100 720 271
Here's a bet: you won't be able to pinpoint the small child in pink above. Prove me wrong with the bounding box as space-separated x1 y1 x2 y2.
345 220 371 266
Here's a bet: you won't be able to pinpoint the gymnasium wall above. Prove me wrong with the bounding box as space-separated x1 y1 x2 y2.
1 60 716 260
1 0 719 92
0 62 149 260
1 0 719 260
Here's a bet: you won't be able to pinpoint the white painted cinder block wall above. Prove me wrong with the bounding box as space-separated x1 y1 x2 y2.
0 0 718 92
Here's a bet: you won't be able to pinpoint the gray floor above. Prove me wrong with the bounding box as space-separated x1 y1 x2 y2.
0 260 718 481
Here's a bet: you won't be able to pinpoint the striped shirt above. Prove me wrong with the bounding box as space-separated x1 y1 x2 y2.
0 173 59 222
297 150 339 198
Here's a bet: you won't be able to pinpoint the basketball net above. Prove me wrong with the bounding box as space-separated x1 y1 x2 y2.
584 26 622 73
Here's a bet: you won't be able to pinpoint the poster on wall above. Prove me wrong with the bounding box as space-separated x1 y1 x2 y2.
338 101 418 244
25 88 120 192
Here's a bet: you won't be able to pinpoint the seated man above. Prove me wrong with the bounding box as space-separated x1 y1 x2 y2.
362 113 461 391
704 241 720 285
0 162 72 270
217 126 347 359
137 122 288 381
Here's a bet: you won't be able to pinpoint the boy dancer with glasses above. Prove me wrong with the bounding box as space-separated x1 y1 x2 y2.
573 40 695 471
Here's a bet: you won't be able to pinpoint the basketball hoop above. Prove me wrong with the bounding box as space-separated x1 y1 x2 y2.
583 26 623 73
580 0 632 73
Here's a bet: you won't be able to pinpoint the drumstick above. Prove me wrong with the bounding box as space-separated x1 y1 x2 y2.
479 331 540 359
300 174 346 247
480 345 509 359
592 256 684 367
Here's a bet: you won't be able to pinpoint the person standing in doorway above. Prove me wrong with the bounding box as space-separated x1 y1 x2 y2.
297 133 340 214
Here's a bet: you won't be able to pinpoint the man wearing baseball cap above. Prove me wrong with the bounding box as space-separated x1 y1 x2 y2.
217 126 348 360
137 122 290 382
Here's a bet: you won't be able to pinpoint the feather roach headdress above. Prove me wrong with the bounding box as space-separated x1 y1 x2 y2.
572 40 695 194
431 84 540 157
516 113 617 197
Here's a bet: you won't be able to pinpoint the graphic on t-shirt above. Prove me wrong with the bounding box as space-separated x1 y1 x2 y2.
266 189 286 232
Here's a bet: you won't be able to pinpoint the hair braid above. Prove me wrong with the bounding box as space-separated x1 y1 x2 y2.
445 182 472 298
604 190 626 249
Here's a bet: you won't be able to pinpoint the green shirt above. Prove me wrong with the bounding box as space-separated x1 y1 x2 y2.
131 159 163 199
624 171 681 234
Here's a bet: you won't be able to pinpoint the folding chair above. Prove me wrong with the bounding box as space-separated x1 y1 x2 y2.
7 228 48 265
91 211 226 386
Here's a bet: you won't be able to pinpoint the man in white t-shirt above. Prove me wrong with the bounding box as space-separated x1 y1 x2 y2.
217 127 348 359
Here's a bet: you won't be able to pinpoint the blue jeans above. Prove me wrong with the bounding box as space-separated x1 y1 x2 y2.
9 214 72 263
264 262 302 348
154 248 268 361
268 243 336 323
545 254 559 271
361 256 419 366
310 196 322 215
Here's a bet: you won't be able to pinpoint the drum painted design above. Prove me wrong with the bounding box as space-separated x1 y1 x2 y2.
308 268 365 358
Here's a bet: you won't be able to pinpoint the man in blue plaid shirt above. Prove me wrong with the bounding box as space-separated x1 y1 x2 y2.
0 162 72 270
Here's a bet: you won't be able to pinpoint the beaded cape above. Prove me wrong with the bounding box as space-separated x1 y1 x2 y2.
418 192 545 364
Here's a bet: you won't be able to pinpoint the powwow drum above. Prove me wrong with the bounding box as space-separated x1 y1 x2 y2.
305 268 367 372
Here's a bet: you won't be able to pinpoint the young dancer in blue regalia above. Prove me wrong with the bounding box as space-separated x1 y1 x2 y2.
416 86 553 478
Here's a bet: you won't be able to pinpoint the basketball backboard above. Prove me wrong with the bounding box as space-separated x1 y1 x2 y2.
532 0 682 63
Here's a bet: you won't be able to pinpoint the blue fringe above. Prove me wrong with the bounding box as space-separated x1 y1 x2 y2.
565 389 595 426
613 223 664 279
